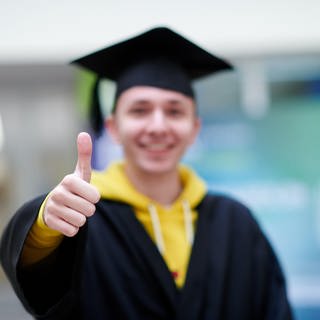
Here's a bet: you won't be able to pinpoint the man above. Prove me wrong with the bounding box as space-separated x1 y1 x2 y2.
0 27 293 319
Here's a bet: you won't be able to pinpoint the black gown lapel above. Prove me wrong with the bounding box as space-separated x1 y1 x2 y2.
176 194 231 319
99 200 178 309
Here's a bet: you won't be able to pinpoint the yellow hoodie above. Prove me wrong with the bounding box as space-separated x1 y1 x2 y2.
21 162 207 288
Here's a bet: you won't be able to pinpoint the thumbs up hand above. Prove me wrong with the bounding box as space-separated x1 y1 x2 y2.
43 132 101 237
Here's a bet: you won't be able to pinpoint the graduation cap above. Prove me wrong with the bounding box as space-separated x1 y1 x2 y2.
71 27 233 135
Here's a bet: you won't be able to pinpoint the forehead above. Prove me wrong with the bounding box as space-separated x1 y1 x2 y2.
116 86 195 106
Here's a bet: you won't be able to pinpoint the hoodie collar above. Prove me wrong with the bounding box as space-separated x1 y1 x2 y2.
91 162 207 210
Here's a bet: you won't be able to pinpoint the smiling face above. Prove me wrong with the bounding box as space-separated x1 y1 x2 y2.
106 86 200 177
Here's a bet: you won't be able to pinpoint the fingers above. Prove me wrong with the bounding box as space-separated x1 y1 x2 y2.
75 132 92 183
61 174 100 204
50 181 98 217
44 178 100 237
44 213 80 237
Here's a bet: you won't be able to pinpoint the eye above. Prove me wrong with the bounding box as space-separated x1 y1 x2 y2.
167 107 185 117
128 107 148 116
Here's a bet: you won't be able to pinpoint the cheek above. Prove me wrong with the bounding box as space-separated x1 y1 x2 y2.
176 122 199 143
114 122 142 144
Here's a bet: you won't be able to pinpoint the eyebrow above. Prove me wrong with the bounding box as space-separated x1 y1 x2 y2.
129 99 152 106
130 98 186 105
166 99 185 105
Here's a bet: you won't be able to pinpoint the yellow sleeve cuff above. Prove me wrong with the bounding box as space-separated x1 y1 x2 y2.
20 194 64 267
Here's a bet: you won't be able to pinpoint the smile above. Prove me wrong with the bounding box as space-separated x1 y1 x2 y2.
141 143 173 152
147 144 168 150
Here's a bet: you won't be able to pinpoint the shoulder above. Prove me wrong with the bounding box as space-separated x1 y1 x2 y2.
202 192 253 219
200 192 263 236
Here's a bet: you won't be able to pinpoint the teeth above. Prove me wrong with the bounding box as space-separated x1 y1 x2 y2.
146 144 167 151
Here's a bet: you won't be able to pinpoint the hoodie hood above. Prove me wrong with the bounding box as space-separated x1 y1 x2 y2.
91 162 207 210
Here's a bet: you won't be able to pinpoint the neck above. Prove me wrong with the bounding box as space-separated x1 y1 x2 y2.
124 165 182 206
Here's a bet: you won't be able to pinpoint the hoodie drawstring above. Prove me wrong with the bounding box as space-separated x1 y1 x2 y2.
148 204 165 254
148 200 194 255
182 200 194 246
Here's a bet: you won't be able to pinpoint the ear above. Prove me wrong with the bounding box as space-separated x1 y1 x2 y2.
105 116 121 144
188 117 201 145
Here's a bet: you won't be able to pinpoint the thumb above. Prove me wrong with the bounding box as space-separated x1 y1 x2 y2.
75 132 93 182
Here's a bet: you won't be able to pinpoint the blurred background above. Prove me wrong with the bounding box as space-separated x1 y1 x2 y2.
1 1 320 319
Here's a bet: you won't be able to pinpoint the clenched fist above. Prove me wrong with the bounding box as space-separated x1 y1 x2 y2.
43 132 100 237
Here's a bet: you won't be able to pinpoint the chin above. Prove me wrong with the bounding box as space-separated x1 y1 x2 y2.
138 161 178 175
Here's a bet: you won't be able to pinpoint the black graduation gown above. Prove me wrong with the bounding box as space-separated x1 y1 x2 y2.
0 193 293 320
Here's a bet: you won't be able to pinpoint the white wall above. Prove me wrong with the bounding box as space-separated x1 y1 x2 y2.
1 0 320 63
0 65 81 216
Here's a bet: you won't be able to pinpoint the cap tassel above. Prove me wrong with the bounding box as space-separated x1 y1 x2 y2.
90 78 104 136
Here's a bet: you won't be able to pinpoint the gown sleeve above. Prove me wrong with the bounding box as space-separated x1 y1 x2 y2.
0 195 86 319
250 217 293 320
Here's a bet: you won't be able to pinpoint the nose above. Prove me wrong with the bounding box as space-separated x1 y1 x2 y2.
146 109 168 133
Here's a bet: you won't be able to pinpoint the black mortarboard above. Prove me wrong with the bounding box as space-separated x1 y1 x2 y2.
71 27 233 135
